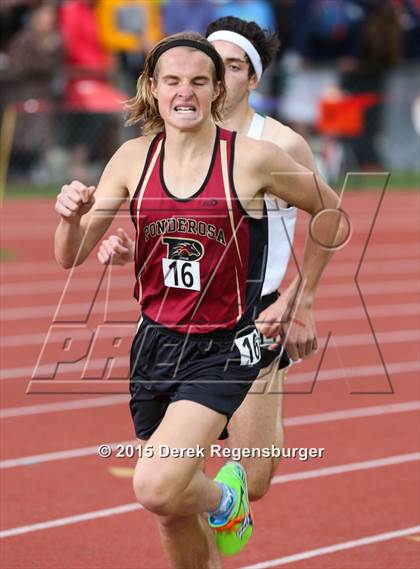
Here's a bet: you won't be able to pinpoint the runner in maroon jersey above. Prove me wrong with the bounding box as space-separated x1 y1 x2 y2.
99 18 320 533
130 124 266 334
55 32 343 567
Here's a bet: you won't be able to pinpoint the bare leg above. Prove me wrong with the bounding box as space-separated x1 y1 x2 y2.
227 366 286 501
133 400 227 568
151 363 286 568
201 513 222 569
134 401 226 515
137 439 220 568
157 513 222 569
154 453 222 569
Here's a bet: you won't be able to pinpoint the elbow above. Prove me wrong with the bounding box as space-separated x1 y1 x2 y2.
56 256 74 270
55 251 81 270
59 260 74 270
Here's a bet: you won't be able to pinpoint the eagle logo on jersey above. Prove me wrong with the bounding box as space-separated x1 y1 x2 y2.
162 237 204 261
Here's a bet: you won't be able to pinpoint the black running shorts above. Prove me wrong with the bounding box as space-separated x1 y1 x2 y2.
129 316 262 441
258 292 291 370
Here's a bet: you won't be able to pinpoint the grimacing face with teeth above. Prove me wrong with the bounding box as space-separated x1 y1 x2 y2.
150 46 221 131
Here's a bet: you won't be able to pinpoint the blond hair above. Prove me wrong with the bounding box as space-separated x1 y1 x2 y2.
125 32 226 134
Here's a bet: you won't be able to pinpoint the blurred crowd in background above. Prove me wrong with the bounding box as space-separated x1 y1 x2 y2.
0 0 418 186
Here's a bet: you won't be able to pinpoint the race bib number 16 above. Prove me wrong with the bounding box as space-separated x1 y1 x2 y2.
235 329 261 366
162 258 201 291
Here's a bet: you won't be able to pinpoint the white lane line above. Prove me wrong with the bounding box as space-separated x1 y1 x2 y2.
2 299 135 320
2 326 419 351
1 356 118 380
271 452 420 484
0 275 130 297
2 297 419 321
0 274 420 298
315 302 419 321
0 395 128 418
2 244 417 276
0 440 134 469
287 360 420 385
2 319 419 353
2 215 417 240
0 503 142 539
319 279 419 296
0 327 128 348
1 403 419 467
329 329 420 347
284 401 420 427
238 525 420 569
2 357 417 385
1 453 418 539
0 368 417 426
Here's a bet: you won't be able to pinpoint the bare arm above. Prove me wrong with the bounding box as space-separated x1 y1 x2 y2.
54 142 133 269
286 132 318 174
264 118 319 174
250 140 345 359
257 140 340 229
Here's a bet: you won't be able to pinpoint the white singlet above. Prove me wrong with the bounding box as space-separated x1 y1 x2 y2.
247 112 297 296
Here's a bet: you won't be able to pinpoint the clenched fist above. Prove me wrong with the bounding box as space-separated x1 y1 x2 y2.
55 180 96 222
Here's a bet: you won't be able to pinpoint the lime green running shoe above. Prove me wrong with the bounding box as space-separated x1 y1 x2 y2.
208 461 253 556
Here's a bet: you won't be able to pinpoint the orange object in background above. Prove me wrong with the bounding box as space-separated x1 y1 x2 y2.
96 0 162 53
318 93 380 137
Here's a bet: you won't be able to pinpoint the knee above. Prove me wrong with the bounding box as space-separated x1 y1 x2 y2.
133 469 177 516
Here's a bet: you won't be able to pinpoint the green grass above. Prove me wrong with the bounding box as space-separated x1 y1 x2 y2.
5 183 59 199
333 171 419 192
3 171 418 200
0 248 18 261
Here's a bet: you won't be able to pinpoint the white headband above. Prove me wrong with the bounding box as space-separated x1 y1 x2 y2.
207 30 263 82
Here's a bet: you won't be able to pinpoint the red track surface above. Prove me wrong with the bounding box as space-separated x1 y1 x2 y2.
1 192 419 569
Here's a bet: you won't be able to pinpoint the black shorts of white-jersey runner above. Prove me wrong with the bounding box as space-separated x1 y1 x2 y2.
129 316 263 441
258 292 291 370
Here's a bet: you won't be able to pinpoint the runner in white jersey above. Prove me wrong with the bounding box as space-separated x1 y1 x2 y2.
247 111 298 299
97 17 320 567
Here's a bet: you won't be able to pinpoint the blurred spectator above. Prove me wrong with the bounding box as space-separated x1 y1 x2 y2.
356 0 402 70
5 2 63 102
285 0 366 68
340 1 402 169
393 0 420 60
212 0 276 31
270 0 296 58
59 0 112 83
58 0 126 180
1 0 416 184
162 0 215 35
0 2 63 180
0 0 39 52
